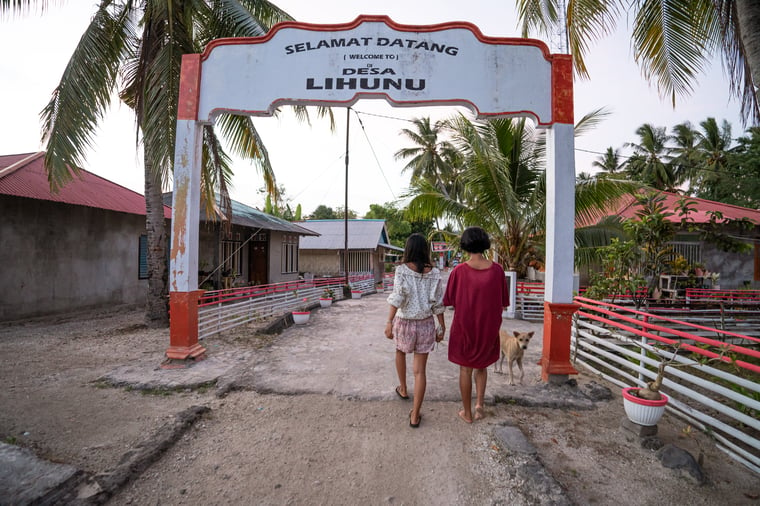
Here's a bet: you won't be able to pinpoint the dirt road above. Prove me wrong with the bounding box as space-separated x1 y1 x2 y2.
0 295 757 505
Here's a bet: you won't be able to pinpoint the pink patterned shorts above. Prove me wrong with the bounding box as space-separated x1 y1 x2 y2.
393 316 436 354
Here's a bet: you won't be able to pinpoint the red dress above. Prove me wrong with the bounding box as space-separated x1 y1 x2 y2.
443 262 509 369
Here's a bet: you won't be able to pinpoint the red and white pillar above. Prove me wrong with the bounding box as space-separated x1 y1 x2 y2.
539 54 579 383
167 54 206 361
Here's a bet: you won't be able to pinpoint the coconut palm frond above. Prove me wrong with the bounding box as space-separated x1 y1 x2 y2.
41 3 130 190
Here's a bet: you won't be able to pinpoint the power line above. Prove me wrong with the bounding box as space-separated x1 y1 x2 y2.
352 109 397 199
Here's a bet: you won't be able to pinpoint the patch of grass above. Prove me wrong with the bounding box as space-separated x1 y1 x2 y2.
3 436 17 445
193 381 216 394
139 387 174 397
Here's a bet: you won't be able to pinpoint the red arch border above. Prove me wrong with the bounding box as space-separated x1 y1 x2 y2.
179 15 573 126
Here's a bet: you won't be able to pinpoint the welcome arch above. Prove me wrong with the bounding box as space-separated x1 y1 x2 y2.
168 15 578 383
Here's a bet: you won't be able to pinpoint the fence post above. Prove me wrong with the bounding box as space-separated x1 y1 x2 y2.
638 315 648 383
505 271 517 319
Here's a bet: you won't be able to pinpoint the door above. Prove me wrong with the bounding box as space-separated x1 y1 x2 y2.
249 231 268 286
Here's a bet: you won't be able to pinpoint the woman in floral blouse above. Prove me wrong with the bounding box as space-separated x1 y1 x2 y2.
385 233 446 428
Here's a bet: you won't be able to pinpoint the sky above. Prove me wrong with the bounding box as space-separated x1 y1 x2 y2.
0 1 746 218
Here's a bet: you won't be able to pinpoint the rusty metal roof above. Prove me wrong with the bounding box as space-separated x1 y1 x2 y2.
161 193 319 236
0 152 171 218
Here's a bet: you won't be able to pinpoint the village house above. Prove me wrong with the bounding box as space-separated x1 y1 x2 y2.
296 219 402 285
0 152 171 321
0 151 317 321
163 194 318 290
596 190 760 291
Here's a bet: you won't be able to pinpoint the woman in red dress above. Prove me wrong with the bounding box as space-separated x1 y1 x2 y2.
443 227 509 423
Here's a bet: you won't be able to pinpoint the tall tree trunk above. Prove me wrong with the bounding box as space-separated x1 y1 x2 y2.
735 0 760 119
144 154 169 327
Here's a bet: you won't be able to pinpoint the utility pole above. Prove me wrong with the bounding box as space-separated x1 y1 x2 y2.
344 107 350 287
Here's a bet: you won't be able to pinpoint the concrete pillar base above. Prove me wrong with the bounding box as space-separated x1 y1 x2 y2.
166 290 206 361
165 343 207 361
538 302 579 382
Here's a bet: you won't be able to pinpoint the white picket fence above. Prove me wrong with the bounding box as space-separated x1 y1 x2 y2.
571 296 760 474
197 273 374 339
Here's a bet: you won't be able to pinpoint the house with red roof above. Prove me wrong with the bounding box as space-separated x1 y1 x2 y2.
0 152 172 321
0 152 319 321
599 191 760 290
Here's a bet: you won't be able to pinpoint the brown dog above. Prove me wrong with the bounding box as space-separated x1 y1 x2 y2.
495 330 535 385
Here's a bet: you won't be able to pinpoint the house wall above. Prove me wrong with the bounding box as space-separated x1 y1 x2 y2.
194 227 301 288
374 251 384 284
0 196 148 321
300 250 341 277
269 230 299 284
702 242 758 289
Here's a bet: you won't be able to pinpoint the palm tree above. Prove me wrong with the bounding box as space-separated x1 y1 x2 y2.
394 117 459 197
670 121 701 188
625 124 676 191
591 147 625 176
404 112 636 277
2 1 325 326
693 117 733 200
516 0 760 124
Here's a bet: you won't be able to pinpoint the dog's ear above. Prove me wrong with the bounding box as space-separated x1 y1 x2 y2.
513 331 520 337
527 331 534 338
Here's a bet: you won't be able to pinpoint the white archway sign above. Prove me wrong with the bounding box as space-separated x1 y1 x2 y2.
168 15 578 382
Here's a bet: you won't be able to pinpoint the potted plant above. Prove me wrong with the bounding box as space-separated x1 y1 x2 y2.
623 344 729 426
320 288 334 308
292 297 311 324
351 289 362 299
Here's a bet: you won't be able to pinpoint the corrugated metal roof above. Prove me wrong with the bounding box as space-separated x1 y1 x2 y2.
161 193 319 236
297 219 401 250
0 152 171 218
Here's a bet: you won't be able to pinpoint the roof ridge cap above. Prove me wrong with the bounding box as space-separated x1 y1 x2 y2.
0 152 45 180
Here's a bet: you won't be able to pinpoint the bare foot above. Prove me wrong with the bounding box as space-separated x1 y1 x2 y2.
474 405 485 421
458 410 473 424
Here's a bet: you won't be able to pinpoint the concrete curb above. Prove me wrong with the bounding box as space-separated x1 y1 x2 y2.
29 405 212 505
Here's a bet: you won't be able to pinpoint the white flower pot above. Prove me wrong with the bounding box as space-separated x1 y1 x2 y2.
622 387 669 426
319 298 332 308
351 291 362 299
292 311 310 325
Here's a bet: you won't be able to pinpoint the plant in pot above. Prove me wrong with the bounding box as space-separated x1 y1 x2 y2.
623 343 729 426
320 288 334 308
292 297 311 324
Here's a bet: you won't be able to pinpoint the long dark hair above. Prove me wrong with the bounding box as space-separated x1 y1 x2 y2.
402 233 432 273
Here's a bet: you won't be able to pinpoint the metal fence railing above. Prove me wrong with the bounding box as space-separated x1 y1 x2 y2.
516 281 545 321
197 273 374 339
571 296 760 474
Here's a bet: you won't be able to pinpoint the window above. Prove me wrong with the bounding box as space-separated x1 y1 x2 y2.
221 240 243 276
281 235 299 273
138 235 148 279
340 250 372 274
669 241 702 266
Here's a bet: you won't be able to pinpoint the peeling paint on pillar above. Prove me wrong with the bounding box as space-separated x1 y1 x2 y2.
170 179 188 293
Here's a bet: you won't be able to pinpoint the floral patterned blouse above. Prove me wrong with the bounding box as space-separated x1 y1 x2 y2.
386 264 445 320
